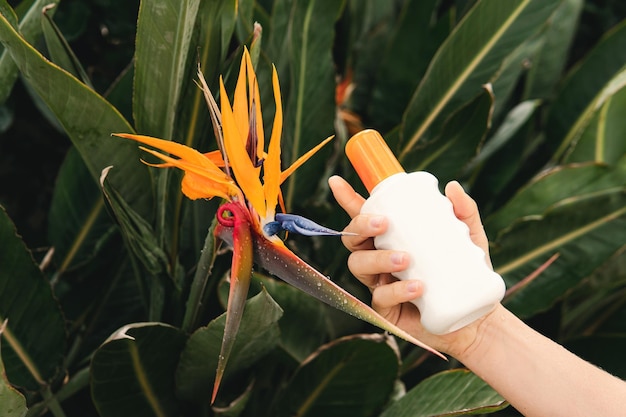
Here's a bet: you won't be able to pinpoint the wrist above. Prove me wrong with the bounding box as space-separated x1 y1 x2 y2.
446 303 506 362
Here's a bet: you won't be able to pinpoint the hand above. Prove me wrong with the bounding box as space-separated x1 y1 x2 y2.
328 175 499 358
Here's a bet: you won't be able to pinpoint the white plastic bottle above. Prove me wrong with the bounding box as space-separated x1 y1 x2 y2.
345 129 505 335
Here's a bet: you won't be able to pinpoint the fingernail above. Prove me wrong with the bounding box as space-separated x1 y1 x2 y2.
391 252 405 265
370 215 384 228
406 281 420 294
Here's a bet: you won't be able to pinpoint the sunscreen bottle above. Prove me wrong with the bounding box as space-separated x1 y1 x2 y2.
345 129 505 334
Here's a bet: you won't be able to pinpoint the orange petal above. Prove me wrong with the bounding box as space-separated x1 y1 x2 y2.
139 147 239 198
244 49 264 161
233 50 249 147
181 172 230 201
115 133 220 171
202 150 225 167
220 77 266 217
280 135 334 184
263 66 283 220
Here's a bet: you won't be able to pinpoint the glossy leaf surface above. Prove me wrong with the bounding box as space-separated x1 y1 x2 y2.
0 207 65 390
176 289 283 404
271 334 400 417
0 324 27 417
398 0 560 160
0 10 153 216
380 369 507 417
91 323 187 417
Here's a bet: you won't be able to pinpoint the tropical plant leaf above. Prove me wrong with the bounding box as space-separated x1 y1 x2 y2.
563 80 626 165
175 288 283 404
0 11 153 216
485 156 626 235
398 0 560 161
0 322 27 417
249 273 329 362
176 0 238 148
0 207 66 390
494 187 626 318
465 99 540 176
48 147 116 277
561 249 626 338
270 334 400 417
268 0 345 209
0 0 59 103
366 0 445 133
133 0 201 139
403 83 495 182
489 34 543 119
523 0 584 100
41 4 92 88
91 323 187 417
99 167 168 320
552 65 626 163
380 369 507 417
181 215 220 333
546 19 626 156
0 0 16 32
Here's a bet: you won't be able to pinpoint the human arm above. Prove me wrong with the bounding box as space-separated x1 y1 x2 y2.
328 174 626 417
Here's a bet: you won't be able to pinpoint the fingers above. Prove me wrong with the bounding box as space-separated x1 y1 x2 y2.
328 175 364 218
348 250 409 288
371 280 423 311
444 181 491 264
342 213 387 251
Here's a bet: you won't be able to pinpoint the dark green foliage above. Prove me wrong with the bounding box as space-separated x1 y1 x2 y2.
0 0 625 416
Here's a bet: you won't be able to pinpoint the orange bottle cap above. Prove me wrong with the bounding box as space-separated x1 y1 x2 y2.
345 129 405 193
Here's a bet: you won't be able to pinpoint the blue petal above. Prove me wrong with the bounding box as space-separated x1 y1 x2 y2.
263 213 354 237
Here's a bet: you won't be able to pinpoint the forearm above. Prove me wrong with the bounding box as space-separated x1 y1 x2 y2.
457 304 626 417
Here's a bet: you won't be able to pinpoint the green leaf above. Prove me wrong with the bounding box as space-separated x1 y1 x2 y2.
553 65 626 163
0 11 154 216
100 167 168 276
547 19 626 156
48 147 116 276
0 1 17 31
367 0 445 133
494 188 626 318
398 0 560 161
175 288 283 404
100 167 168 320
250 274 328 362
563 78 626 165
0 207 66 390
269 0 346 209
176 0 237 148
523 0 584 100
404 83 495 183
181 215 219 333
472 100 540 170
91 323 187 417
133 0 201 139
380 369 507 417
41 3 92 88
270 334 399 417
485 156 626 235
0 323 27 417
0 0 59 103
561 250 626 338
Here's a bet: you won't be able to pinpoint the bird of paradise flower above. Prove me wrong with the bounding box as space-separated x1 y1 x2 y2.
114 48 442 404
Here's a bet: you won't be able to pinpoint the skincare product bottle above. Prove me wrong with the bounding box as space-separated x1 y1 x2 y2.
346 129 505 334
